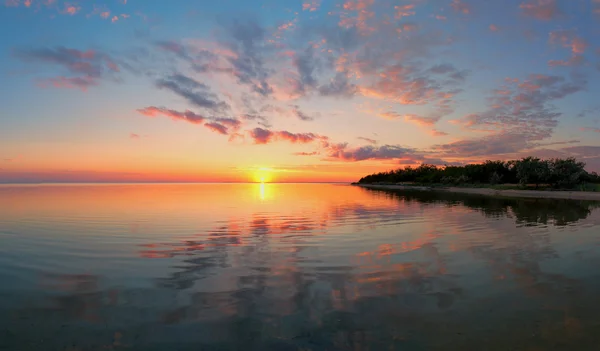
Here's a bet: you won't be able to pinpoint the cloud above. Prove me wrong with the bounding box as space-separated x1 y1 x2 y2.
249 128 273 144
137 106 243 135
302 0 320 11
155 73 230 112
549 30 588 55
240 114 271 128
249 128 326 145
318 71 358 98
548 55 584 67
293 151 319 156
357 137 377 144
560 146 600 157
394 4 415 18
64 5 80 15
519 0 561 20
137 106 206 124
292 46 320 95
14 46 121 90
221 18 273 96
489 24 499 32
454 73 586 146
378 111 442 127
290 105 316 121
581 127 600 133
204 122 229 135
130 133 140 139
326 143 419 162
155 40 192 61
429 129 448 137
435 132 533 157
450 0 470 14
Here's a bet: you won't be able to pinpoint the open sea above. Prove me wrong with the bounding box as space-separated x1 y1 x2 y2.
1 183 600 350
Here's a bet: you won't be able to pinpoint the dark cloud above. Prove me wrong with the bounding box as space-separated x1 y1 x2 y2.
357 137 377 144
240 114 271 128
221 18 273 96
250 127 273 144
155 73 229 112
318 71 358 98
293 46 320 95
290 105 316 121
327 144 419 162
204 122 229 135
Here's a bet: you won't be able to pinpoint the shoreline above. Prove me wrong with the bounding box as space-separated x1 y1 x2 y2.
356 184 600 201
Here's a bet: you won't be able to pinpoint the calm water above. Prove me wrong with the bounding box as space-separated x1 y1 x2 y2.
1 184 600 350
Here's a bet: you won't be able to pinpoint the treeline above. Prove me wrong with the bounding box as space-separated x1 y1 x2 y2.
357 157 600 189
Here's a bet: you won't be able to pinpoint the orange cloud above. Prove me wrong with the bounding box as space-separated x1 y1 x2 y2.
137 106 206 124
100 11 110 19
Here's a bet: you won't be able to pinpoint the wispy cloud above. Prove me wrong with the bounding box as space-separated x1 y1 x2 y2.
155 73 230 112
14 46 119 90
520 0 561 20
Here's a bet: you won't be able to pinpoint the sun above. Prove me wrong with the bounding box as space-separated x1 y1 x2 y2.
252 167 274 183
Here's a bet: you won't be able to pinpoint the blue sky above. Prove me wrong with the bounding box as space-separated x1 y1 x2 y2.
1 0 600 182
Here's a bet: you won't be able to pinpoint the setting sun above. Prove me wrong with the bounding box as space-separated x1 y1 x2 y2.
253 167 274 183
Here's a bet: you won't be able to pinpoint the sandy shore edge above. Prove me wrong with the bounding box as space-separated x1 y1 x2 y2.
356 184 600 201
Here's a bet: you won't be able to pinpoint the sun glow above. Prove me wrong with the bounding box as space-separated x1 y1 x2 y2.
252 167 274 183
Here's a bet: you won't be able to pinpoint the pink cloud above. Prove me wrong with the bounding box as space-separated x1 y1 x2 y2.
520 0 561 20
302 0 320 11
450 0 470 14
548 55 584 67
24 0 31 7
549 30 588 54
64 5 79 15
581 127 600 133
111 15 118 22
489 24 499 32
394 4 415 18
137 106 206 124
100 11 110 19
249 128 327 145
130 133 140 139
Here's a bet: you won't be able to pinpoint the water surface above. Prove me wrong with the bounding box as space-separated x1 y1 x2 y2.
1 184 600 350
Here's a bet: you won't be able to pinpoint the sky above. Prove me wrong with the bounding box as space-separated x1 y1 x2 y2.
1 0 600 183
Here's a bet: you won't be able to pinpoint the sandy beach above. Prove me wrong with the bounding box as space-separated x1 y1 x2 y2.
356 184 600 201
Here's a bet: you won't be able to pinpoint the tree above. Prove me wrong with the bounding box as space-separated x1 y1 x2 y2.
514 157 550 188
548 158 586 188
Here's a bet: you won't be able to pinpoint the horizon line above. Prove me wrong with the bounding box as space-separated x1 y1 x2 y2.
0 181 353 185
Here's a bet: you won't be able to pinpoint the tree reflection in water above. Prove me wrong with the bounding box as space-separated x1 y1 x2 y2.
2 189 600 350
